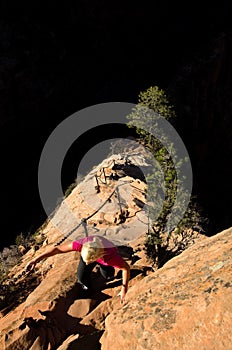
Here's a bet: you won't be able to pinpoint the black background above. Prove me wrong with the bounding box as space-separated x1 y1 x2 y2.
0 1 231 249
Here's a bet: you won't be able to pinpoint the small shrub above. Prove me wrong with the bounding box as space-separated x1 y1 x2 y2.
127 85 207 266
0 230 46 312
0 245 21 277
65 181 77 197
0 231 45 283
145 197 207 267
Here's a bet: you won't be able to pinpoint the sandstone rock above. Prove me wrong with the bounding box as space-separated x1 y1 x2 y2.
100 227 232 350
1 153 228 350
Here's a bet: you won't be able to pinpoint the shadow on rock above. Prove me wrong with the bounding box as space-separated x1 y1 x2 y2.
18 284 105 350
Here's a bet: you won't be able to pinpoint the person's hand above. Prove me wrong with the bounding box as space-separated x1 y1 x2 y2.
26 260 37 272
119 285 127 304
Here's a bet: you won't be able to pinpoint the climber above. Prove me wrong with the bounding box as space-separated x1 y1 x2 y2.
26 235 130 304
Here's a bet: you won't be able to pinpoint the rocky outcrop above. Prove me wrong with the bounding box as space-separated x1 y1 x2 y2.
101 227 232 350
0 153 154 349
1 153 230 350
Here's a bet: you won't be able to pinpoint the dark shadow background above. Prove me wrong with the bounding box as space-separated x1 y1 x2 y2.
0 1 232 249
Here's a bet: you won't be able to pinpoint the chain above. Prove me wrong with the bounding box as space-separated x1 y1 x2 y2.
0 160 134 297
0 268 32 294
0 185 116 294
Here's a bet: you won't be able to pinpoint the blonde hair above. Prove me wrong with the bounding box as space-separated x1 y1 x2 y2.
81 236 105 264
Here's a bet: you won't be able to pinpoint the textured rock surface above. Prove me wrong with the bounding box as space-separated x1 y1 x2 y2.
0 154 153 349
101 227 232 350
0 154 229 350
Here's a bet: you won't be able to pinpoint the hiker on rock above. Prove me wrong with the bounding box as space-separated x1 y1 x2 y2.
26 235 130 304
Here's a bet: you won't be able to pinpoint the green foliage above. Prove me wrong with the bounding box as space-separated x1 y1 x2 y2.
15 232 28 247
15 231 44 250
0 230 46 311
145 197 207 267
65 181 77 198
127 85 206 266
127 86 176 148
0 245 21 279
0 231 44 284
138 86 176 120
65 175 84 198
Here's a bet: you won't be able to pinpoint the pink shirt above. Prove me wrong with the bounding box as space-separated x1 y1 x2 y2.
72 235 125 269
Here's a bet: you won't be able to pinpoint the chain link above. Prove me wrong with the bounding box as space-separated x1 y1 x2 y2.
0 160 134 298
0 269 31 294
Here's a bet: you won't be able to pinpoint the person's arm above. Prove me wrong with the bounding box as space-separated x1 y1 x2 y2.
119 260 130 304
26 242 74 271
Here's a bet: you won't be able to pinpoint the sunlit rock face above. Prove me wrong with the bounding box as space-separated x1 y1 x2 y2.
0 152 231 350
101 227 232 350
